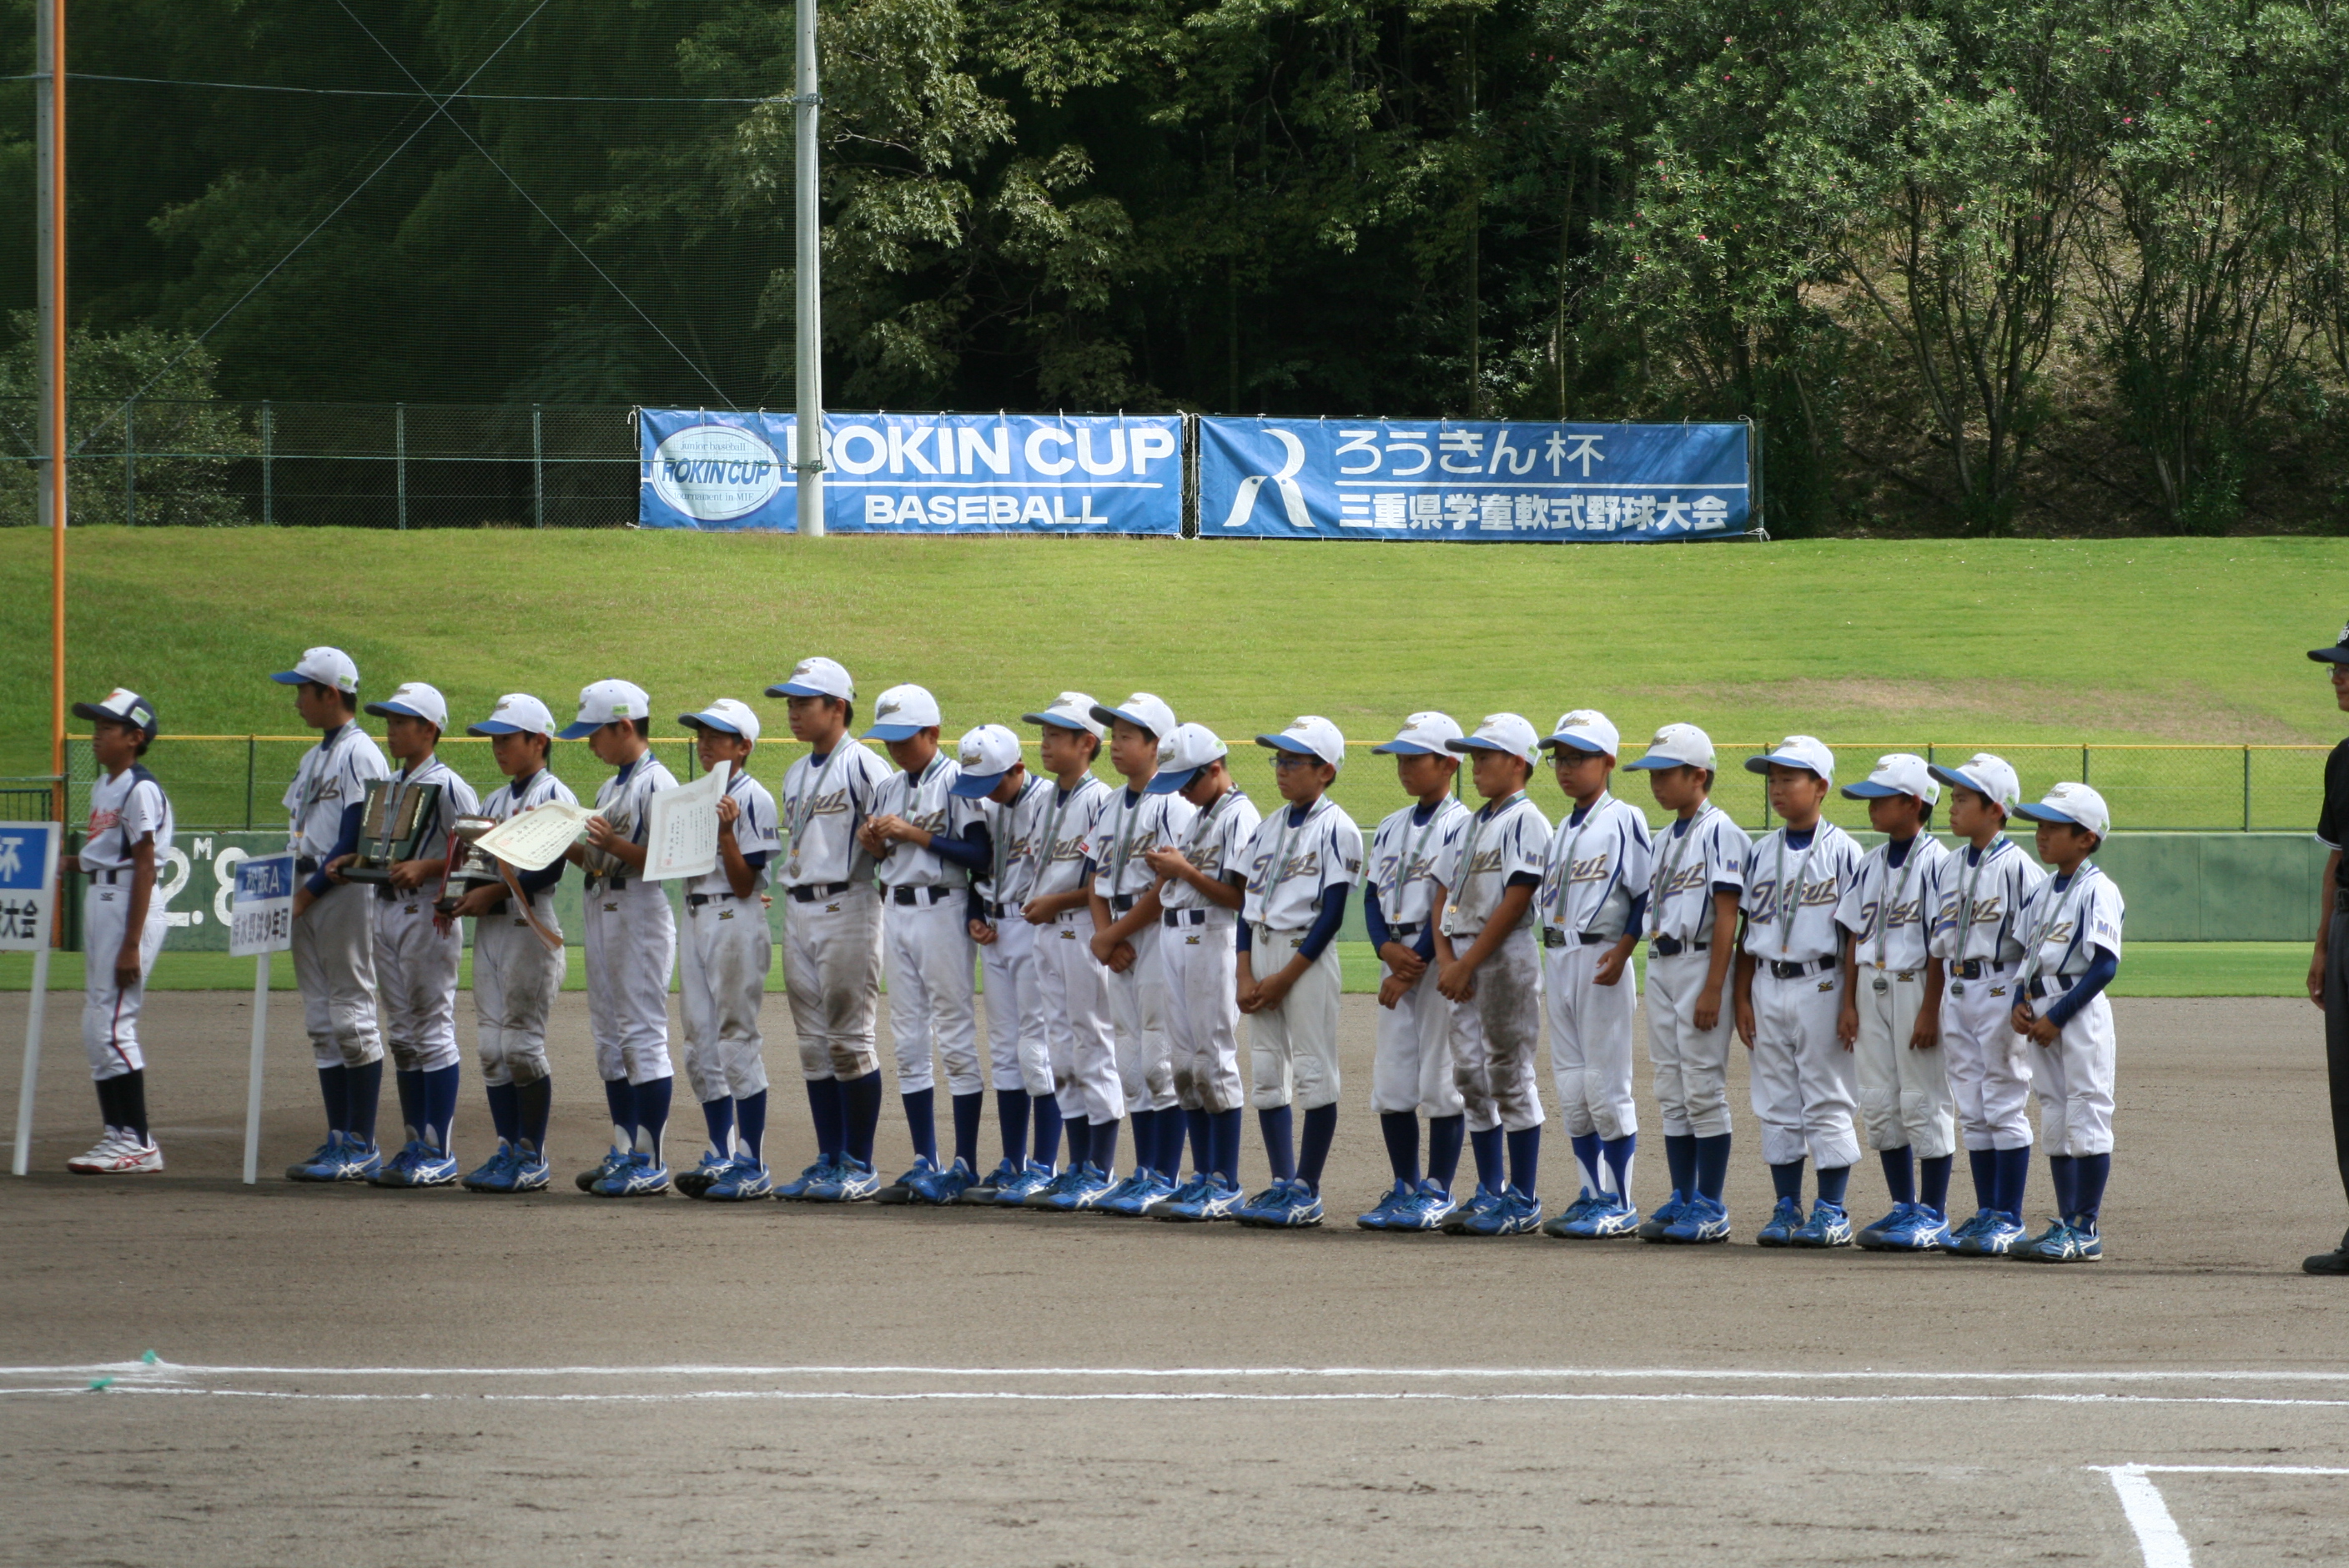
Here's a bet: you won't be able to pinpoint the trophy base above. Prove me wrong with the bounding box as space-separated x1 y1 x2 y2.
339 864 395 885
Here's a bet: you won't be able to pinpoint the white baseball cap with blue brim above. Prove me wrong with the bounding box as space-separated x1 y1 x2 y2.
680 697 761 745
559 679 651 740
1372 711 1462 756
1258 715 1347 770
270 646 359 696
1023 691 1108 740
2014 781 2110 839
948 724 1024 797
1927 752 2021 815
862 683 943 741
767 656 854 702
1089 692 1177 741
365 681 449 731
468 693 556 739
1625 722 1715 772
73 687 158 740
1446 712 1540 766
1842 752 1937 803
1149 722 1230 794
1541 709 1621 757
1745 734 1835 786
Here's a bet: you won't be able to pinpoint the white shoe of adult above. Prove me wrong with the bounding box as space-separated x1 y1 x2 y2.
79 1138 163 1174
66 1133 127 1173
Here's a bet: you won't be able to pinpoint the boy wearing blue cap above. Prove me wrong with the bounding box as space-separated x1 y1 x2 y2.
275 646 392 1183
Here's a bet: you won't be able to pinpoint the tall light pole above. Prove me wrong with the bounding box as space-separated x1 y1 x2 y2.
792 0 823 537
35 0 67 812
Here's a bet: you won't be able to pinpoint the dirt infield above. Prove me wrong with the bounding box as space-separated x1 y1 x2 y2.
4 993 2346 1565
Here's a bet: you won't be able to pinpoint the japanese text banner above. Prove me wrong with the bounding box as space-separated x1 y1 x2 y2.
639 409 1182 535
1197 417 1753 541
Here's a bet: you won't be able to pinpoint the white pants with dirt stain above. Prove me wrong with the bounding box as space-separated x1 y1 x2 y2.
1453 925 1543 1134
1852 966 1954 1158
472 896 564 1088
1248 924 1343 1113
292 879 381 1070
80 882 165 1080
1940 967 2034 1151
1162 912 1245 1114
681 892 770 1104
1644 947 1733 1139
979 913 1054 1098
783 884 883 1082
1109 919 1176 1115
373 892 460 1074
884 895 979 1098
1038 908 1120 1125
583 878 675 1086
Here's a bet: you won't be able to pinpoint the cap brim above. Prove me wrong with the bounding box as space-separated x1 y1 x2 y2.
467 720 539 736
767 681 842 698
1091 706 1159 736
1622 753 1682 771
1839 780 1909 799
679 711 747 736
269 670 309 685
948 771 1008 798
1926 764 1999 799
364 701 435 721
1144 766 1201 796
2311 647 2349 664
1371 740 1446 755
555 720 604 740
862 724 923 741
1746 751 1825 776
2013 802 2101 833
1540 734 1608 754
70 701 118 725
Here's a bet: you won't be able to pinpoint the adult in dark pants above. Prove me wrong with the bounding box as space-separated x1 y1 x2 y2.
2306 621 2349 1276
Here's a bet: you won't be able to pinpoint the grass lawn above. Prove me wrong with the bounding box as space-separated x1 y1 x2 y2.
0 941 2316 998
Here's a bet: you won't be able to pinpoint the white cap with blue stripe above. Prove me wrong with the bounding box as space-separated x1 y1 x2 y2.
2014 781 2110 838
1745 734 1834 785
679 697 761 744
767 656 854 701
862 684 943 741
559 679 651 740
468 693 556 739
365 681 449 731
1841 752 1936 803
1373 711 1462 756
1927 752 2021 815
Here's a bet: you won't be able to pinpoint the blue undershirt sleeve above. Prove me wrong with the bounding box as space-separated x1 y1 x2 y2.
1362 882 1392 951
1298 884 1350 962
1506 870 1541 890
2045 945 2119 1028
515 859 564 898
309 802 365 896
741 850 770 871
1413 922 1436 962
929 820 990 872
1625 890 1650 937
1235 920 1252 955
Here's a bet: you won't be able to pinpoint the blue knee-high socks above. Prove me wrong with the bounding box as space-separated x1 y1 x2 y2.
1427 1114 1465 1192
316 1063 350 1135
734 1090 767 1163
1089 1118 1121 1174
1601 1133 1636 1204
842 1071 883 1165
1693 1133 1733 1201
1260 1106 1296 1183
1299 1104 1338 1194
632 1076 672 1165
2071 1152 2110 1232
1208 1108 1243 1185
1968 1147 1997 1209
1880 1146 1916 1205
485 1081 521 1146
1063 1114 1093 1173
998 1090 1032 1168
420 1063 460 1154
1185 1108 1213 1176
1468 1126 1505 1194
1919 1153 1953 1215
1663 1133 1696 1202
806 1078 846 1161
1379 1112 1421 1188
395 1068 425 1145
516 1077 552 1156
1815 1163 1850 1207
702 1096 737 1157
1505 1127 1540 1198
345 1060 383 1148
603 1077 635 1150
1993 1145 2031 1216
902 1086 938 1163
950 1089 985 1169
1030 1096 1063 1168
1570 1131 1603 1196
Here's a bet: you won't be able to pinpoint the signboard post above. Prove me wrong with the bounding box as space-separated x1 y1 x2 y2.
4 822 61 1177
229 852 294 1186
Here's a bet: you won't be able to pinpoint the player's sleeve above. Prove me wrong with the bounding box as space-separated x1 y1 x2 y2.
2087 877 2125 961
441 771 482 822
737 783 783 858
1833 853 1872 936
1317 814 1363 895
2044 943 2118 1027
1502 807 1549 882
281 761 305 820
1712 821 1749 894
122 778 164 843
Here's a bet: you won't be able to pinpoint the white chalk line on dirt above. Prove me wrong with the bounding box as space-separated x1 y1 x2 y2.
7 1360 2349 1382
2089 1465 2349 1568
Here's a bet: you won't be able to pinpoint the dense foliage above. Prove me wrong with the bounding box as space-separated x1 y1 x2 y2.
3 0 2345 533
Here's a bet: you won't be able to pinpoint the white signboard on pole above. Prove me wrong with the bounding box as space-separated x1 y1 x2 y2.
5 821 62 1177
231 852 294 1185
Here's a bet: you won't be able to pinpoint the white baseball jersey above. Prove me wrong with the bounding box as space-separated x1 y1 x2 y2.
976 773 1054 910
283 722 389 856
1087 786 1197 900
1645 804 1752 944
1159 787 1263 912
1436 792 1549 937
587 754 678 878
80 765 175 872
1927 835 2045 966
481 767 581 831
872 753 979 891
1741 822 1862 962
1834 833 1951 972
1537 792 1653 942
686 768 781 898
1369 797 1472 931
777 741 893 887
1240 796 1363 929
386 754 480 865
1028 776 1113 899
2015 863 2126 983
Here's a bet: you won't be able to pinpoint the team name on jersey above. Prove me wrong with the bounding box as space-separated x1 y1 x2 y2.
1248 846 1359 891
1932 891 2004 937
1375 846 1442 897
790 785 858 821
1657 859 1713 900
1747 872 1842 922
1854 892 1929 933
1545 849 1615 892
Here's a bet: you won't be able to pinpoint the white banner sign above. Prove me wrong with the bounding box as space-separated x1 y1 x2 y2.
229 852 295 958
0 822 59 952
646 761 731 882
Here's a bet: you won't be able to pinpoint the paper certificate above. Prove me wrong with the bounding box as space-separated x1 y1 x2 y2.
472 801 596 872
646 760 730 882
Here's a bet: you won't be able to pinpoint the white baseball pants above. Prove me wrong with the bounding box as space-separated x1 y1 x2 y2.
80 882 166 1080
1748 967 1860 1168
1853 967 1955 1158
1644 948 1734 1139
2029 993 2116 1157
292 880 382 1070
583 879 676 1085
1109 919 1177 1115
884 896 979 1097
1455 927 1543 1133
979 914 1053 1098
1371 960 1469 1119
783 884 883 1081
681 892 771 1104
1162 913 1245 1114
1038 910 1120 1124
472 895 564 1087
1941 967 2034 1151
373 892 460 1074
1543 937 1639 1140
1248 925 1342 1112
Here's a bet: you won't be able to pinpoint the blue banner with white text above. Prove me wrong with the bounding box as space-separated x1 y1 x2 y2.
638 409 1184 534
1196 417 1753 541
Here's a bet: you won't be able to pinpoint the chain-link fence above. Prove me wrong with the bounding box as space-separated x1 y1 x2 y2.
1 400 641 529
31 736 2336 837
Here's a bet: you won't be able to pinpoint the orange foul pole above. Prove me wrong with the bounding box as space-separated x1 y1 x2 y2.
38 0 67 818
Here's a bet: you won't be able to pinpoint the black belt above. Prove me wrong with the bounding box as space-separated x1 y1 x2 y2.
891 885 957 906
1766 957 1836 980
1164 908 1211 927
2026 976 2075 1001
1386 920 1423 939
787 882 852 904
687 892 751 907
1650 936 1708 957
1543 927 1611 949
375 882 397 902
1951 958 2014 980
588 874 629 894
988 900 1019 920
88 867 124 885
1109 892 1138 913
296 856 319 877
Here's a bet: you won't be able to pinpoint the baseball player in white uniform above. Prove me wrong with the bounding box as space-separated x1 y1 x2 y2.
562 679 680 1198
61 689 173 1175
1534 710 1654 1240
1833 754 1957 1250
1084 692 1194 1214
1357 712 1476 1232
1138 722 1260 1221
1017 695 1124 1211
358 681 480 1189
2009 782 2125 1263
1735 736 1866 1249
1432 713 1552 1236
1624 724 1750 1244
1234 715 1362 1229
674 699 782 1203
1924 752 2045 1256
860 683 992 1205
949 723 1063 1203
275 646 391 1184
451 695 573 1194
767 656 892 1203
